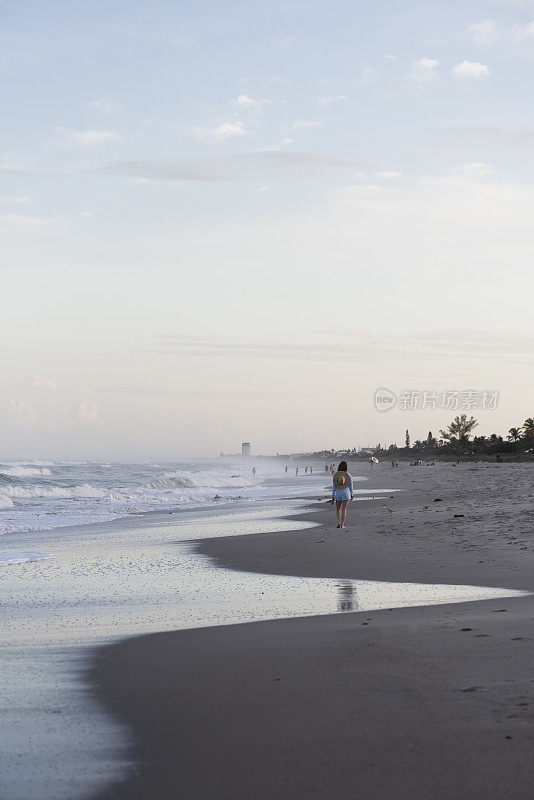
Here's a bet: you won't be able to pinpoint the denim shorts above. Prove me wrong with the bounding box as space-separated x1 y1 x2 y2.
333 488 351 501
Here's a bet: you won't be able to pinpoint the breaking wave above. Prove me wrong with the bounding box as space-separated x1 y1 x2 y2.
0 458 322 535
0 466 52 478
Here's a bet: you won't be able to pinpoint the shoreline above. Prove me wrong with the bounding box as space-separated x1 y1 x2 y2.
1 487 341 800
89 461 534 799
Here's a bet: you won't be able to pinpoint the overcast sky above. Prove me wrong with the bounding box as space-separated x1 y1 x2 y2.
1 0 533 458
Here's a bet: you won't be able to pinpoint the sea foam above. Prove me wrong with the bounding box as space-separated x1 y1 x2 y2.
0 551 55 566
0 466 52 478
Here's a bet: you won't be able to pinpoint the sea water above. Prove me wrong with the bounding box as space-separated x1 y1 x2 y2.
0 457 332 537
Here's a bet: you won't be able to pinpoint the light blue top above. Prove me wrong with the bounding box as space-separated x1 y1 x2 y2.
332 472 353 501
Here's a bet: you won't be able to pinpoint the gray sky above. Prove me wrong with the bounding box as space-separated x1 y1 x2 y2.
1 0 533 457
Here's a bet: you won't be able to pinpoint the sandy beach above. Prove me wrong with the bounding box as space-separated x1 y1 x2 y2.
90 461 534 799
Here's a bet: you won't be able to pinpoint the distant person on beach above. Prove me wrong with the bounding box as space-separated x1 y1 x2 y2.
325 463 329 472
285 465 288 474
309 466 312 474
296 467 299 476
305 466 308 474
252 466 256 476
331 460 353 529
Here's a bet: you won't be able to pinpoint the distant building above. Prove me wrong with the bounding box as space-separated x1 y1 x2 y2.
242 442 251 456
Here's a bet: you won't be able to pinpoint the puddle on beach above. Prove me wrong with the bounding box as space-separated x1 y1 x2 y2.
0 497 528 800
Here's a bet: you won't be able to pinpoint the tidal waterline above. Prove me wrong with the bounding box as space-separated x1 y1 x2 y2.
1 495 528 800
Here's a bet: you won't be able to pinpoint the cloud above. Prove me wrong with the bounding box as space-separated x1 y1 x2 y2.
144 329 534 367
96 385 316 399
453 162 495 178
75 401 104 427
431 125 534 150
192 121 248 140
100 151 365 182
463 15 534 54
412 57 440 82
452 61 490 79
0 214 57 227
55 127 121 146
511 19 534 39
18 374 56 390
292 120 322 129
492 0 534 7
0 196 30 204
361 68 376 81
89 97 123 113
8 400 34 426
233 94 270 110
272 34 298 48
316 95 347 106
466 20 499 46
0 161 43 176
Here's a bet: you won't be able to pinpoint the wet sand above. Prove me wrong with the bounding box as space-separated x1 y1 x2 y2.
91 462 534 799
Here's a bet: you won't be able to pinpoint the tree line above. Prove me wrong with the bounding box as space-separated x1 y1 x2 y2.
378 415 534 458
291 416 534 462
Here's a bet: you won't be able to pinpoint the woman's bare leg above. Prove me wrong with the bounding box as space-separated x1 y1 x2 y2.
335 501 342 526
340 500 349 528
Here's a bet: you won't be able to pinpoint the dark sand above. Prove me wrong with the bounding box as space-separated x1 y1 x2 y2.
91 463 534 799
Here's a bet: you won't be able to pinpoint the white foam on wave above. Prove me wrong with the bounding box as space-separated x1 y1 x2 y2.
0 459 325 534
160 468 259 490
1 483 107 500
0 466 52 477
0 494 14 510
0 550 55 566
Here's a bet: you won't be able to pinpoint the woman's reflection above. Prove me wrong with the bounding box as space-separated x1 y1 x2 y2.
337 580 358 612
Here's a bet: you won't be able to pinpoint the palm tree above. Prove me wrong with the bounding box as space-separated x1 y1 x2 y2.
508 427 521 452
508 427 521 442
522 418 534 450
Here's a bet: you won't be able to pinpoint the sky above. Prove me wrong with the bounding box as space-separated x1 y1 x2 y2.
1 0 534 458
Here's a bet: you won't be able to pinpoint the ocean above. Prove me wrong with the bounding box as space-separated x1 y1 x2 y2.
0 457 322 541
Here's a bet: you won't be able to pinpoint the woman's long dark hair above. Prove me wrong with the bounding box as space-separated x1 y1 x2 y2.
338 460 348 472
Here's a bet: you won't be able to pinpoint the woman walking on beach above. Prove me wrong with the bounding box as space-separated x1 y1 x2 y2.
331 460 353 529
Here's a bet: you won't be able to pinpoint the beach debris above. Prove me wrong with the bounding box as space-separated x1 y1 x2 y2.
460 627 473 631
383 506 394 515
461 686 483 692
434 498 443 502
454 514 465 518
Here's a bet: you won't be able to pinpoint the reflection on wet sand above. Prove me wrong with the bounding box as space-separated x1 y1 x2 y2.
337 581 359 612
